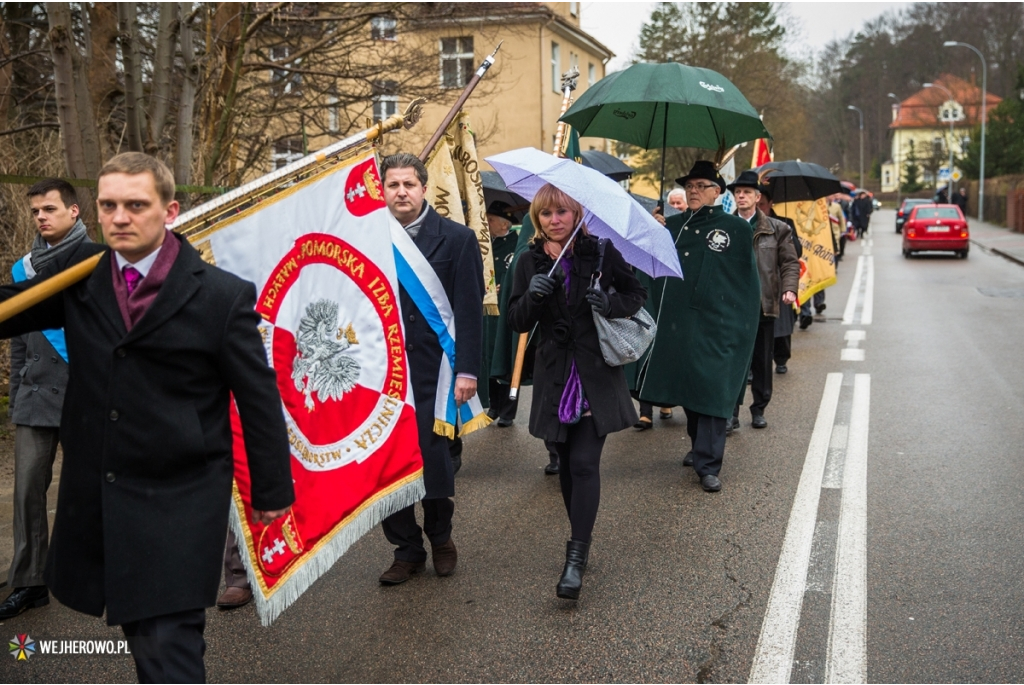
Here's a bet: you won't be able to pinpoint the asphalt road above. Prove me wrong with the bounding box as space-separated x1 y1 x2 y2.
3 209 1024 683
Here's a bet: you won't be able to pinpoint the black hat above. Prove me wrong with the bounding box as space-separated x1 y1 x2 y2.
675 160 726 193
486 200 516 223
726 169 761 192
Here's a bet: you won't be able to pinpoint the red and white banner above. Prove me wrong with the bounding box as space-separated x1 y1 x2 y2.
207 151 425 624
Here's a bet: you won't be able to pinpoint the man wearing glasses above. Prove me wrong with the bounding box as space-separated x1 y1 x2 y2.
635 161 761 493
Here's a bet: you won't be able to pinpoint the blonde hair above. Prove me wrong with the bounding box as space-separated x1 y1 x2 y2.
98 152 176 204
528 184 588 244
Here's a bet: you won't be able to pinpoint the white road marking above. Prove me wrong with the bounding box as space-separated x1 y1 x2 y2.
748 373 844 684
844 331 866 342
825 374 870 683
841 330 867 361
842 257 864 325
822 424 849 489
860 257 874 325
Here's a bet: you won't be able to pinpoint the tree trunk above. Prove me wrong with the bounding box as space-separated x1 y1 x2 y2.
175 2 198 191
202 3 246 186
0 13 12 124
86 3 121 161
117 2 144 152
148 3 179 157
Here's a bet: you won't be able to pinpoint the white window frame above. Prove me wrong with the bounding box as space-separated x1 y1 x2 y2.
371 16 396 41
440 37 474 89
272 138 304 169
270 45 301 96
569 2 578 16
551 42 560 93
373 94 399 122
588 63 596 87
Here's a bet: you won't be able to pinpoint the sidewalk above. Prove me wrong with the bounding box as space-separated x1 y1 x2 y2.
968 217 1024 266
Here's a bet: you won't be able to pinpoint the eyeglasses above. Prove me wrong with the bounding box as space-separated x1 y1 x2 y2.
683 183 717 192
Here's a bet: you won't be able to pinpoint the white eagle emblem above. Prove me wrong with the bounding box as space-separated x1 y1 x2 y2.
291 299 361 411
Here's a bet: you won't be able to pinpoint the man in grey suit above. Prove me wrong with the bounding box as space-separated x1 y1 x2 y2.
1 179 90 620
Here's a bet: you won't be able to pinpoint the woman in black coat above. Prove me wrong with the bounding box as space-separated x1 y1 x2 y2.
508 184 646 600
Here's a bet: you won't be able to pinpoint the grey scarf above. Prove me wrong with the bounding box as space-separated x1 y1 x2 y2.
30 218 89 272
403 202 429 239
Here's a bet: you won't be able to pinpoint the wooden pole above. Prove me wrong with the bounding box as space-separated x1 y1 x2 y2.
418 42 502 163
0 252 103 325
508 67 579 402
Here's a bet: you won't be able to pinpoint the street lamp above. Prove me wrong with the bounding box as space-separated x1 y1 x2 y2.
847 105 864 189
924 82 955 201
945 40 987 220
888 93 901 205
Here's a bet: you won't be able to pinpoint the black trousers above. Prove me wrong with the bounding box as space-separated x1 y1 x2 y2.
381 498 454 563
736 318 776 417
683 408 726 478
487 378 518 421
774 335 792 366
549 416 606 544
121 608 206 684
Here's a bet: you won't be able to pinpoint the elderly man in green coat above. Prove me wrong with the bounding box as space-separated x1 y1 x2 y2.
635 161 761 492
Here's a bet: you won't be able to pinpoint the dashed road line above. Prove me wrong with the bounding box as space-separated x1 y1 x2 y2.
841 330 866 362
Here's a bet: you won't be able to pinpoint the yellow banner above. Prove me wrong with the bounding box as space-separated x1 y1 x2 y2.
424 113 498 315
775 198 837 304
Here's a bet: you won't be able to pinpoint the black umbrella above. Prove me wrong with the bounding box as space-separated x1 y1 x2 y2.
755 160 844 203
481 170 530 221
580 150 634 182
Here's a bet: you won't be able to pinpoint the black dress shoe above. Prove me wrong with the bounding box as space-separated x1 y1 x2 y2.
633 417 653 431
496 417 513 427
0 586 49 619
726 416 739 435
700 475 722 492
544 453 559 475
747 371 753 385
775 364 788 374
751 414 767 429
683 452 694 467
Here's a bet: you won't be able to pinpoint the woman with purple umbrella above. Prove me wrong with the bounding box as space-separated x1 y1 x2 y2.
507 184 646 601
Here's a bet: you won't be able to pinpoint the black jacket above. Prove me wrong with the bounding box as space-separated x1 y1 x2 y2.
0 235 294 625
508 235 646 442
397 205 484 498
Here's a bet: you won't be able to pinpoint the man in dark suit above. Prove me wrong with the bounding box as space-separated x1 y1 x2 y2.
377 152 484 585
1 179 89 621
0 153 294 683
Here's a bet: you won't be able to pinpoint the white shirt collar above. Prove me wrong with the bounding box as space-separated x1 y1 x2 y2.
114 245 162 278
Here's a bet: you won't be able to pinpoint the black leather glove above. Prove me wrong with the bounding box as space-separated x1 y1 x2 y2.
586 287 612 316
529 274 557 302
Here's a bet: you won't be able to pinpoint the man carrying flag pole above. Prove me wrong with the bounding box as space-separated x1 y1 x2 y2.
378 152 486 585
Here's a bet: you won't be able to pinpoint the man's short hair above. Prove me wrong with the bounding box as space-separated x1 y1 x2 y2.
98 152 176 204
380 152 428 186
27 178 78 210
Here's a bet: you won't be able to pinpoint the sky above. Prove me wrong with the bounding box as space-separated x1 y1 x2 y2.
581 2 915 70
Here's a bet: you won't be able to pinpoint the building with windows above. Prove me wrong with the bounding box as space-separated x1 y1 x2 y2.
261 2 613 175
881 74 1000 193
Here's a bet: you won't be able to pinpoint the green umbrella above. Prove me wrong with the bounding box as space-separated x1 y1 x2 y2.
560 62 770 201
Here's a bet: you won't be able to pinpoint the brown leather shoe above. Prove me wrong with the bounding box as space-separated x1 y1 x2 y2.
379 559 426 585
431 538 458 577
216 586 253 609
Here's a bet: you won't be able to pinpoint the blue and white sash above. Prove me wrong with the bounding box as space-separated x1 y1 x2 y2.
12 255 68 362
389 217 491 438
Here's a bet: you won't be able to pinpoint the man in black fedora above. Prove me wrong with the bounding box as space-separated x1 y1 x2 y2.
727 171 799 431
637 160 761 492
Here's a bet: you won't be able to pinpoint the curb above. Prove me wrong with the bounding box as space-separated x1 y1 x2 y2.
970 238 1024 267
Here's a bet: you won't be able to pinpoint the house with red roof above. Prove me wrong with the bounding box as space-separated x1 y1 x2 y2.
881 74 1000 193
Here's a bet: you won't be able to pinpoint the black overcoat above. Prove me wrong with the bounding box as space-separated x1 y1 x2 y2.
397 205 484 499
0 235 294 626
508 235 646 442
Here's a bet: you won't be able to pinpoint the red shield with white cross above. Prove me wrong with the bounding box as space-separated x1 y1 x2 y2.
344 158 386 216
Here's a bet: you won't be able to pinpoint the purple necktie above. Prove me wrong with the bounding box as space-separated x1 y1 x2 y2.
123 266 142 296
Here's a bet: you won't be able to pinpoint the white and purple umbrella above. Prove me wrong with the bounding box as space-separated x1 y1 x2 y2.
485 147 683 279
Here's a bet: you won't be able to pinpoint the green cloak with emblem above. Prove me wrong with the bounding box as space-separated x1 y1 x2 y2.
479 226 520 406
633 205 761 418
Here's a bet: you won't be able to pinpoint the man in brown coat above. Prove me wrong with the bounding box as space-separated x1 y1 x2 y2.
727 170 800 430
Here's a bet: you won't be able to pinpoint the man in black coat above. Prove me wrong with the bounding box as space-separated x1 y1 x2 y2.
0 153 294 683
377 153 484 585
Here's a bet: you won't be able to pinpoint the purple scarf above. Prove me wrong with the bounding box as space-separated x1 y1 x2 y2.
554 251 589 423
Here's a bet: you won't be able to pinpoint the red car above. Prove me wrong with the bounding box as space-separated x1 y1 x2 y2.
902 204 969 259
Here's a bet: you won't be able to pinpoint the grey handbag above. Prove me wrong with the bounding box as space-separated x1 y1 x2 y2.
590 239 657 366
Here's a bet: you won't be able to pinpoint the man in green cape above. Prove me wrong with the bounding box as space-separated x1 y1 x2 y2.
635 161 761 492
481 201 521 425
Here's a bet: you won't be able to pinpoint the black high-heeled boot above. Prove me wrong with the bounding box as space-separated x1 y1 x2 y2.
556 539 590 600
